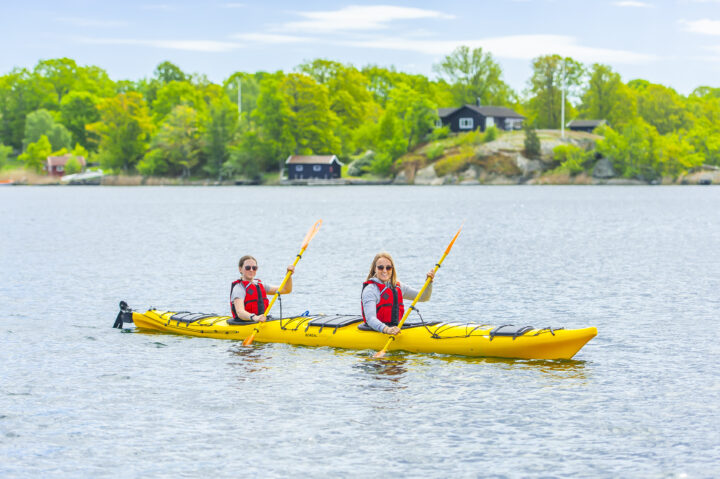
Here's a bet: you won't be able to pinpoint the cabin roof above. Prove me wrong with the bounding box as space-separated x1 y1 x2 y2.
568 119 607 128
438 105 525 119
285 155 343 165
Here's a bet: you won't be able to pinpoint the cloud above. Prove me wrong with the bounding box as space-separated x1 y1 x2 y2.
77 37 242 52
55 17 128 28
340 34 657 63
232 33 313 44
281 5 454 33
613 1 653 7
680 19 720 35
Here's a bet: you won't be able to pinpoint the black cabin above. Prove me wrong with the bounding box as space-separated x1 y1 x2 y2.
286 155 343 180
437 104 525 133
567 119 607 133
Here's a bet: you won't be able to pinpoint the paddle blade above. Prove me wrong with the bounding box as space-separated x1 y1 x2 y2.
242 330 257 346
445 224 463 255
373 349 387 359
301 219 322 249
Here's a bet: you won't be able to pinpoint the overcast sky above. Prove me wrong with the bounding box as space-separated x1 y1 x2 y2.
2 0 719 96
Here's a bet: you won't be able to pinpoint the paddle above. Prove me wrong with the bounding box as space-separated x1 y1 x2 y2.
373 224 463 359
242 219 322 346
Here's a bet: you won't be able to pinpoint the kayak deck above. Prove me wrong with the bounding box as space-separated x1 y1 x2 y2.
127 309 597 360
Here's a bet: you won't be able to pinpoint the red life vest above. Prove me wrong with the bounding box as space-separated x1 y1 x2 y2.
230 279 269 319
361 280 404 326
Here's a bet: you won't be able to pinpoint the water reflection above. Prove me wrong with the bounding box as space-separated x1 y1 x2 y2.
431 354 590 380
227 343 271 375
353 356 409 390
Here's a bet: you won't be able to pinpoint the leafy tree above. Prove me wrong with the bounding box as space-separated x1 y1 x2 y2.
634 83 687 135
249 75 295 171
151 81 204 123
33 58 79 105
280 73 340 155
433 46 512 106
596 120 660 179
527 55 584 129
154 61 187 84
60 91 100 150
579 64 636 127
87 92 153 172
0 143 12 169
552 144 592 174
202 95 238 179
386 83 437 151
0 69 56 149
18 135 51 172
144 105 201 177
23 109 72 151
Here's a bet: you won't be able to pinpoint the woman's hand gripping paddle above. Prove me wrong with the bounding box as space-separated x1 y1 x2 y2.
373 224 463 359
242 220 322 346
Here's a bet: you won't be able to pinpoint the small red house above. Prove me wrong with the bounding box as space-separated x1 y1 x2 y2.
46 154 86 177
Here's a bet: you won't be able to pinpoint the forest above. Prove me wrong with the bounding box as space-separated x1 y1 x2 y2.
1 46 719 182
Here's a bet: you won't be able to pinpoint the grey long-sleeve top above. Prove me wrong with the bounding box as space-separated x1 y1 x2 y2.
361 277 432 333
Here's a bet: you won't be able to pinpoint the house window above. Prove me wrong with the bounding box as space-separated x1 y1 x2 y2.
486 117 495 128
459 118 473 129
295 165 303 171
435 119 442 128
57 165 64 172
313 165 322 172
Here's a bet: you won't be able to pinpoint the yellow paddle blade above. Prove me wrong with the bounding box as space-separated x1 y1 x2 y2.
242 329 257 347
301 220 322 249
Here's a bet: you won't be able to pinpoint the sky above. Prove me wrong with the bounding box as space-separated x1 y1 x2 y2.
2 0 719 96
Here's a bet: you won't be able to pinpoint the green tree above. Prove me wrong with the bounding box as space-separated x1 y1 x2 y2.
0 143 12 170
144 105 201 177
248 75 295 171
579 64 636 127
154 61 187 84
151 80 204 123
65 156 82 174
0 69 56 149
524 124 541 159
596 120 660 180
433 46 513 106
386 83 437 151
527 55 584 129
633 83 687 135
60 91 100 150
23 109 72 151
18 134 52 172
33 57 79 105
280 73 340 155
201 95 238 179
87 92 153 172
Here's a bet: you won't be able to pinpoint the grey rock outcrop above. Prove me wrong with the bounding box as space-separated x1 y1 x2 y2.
592 158 616 178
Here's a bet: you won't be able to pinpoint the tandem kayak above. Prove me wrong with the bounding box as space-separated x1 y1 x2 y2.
115 303 597 360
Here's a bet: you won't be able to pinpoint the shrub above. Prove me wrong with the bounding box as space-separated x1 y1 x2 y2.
426 143 445 161
551 144 592 175
428 126 450 141
524 124 541 158
483 126 498 143
65 156 82 174
369 152 393 176
456 130 484 146
434 146 474 177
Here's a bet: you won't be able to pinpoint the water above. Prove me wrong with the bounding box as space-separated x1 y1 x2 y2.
1 186 718 478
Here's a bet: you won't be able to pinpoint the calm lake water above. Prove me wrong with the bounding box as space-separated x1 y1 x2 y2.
1 185 719 478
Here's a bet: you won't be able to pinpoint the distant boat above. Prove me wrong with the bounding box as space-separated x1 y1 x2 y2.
0 179 15 186
60 170 104 185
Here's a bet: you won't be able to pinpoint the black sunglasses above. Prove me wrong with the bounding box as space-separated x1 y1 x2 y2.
376 265 393 271
244 265 258 271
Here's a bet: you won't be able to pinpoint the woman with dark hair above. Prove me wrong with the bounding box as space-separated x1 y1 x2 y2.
361 252 434 335
230 255 294 322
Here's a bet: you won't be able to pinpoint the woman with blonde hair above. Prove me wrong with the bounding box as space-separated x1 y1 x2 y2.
361 252 434 335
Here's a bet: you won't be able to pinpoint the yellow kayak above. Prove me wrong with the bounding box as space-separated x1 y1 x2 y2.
116 304 596 360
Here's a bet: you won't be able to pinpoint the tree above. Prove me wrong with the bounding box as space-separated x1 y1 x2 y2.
87 92 153 172
386 83 437 151
280 73 340 155
65 156 82 174
144 105 201 177
579 64 636 127
0 143 12 170
153 61 187 84
60 91 100 150
596 120 660 180
202 95 238 179
526 55 584 129
18 135 52 172
23 109 72 151
524 124 541 159
33 58 79 105
433 46 513 106
151 80 204 123
634 83 687 135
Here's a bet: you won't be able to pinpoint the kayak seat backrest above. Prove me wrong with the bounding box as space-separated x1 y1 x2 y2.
489 325 534 340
